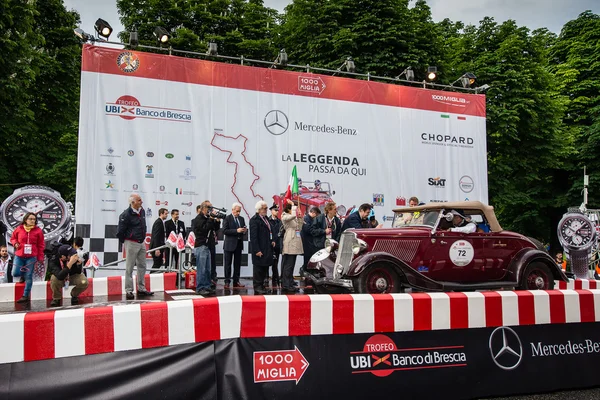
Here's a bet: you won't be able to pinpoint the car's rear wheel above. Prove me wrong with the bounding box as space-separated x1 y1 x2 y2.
519 262 554 290
355 264 401 294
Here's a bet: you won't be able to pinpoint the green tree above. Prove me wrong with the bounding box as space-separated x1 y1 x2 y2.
549 11 600 208
117 0 279 61
443 18 571 240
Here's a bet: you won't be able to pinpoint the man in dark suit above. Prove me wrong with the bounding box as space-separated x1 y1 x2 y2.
222 203 247 289
149 208 168 272
249 200 275 294
165 209 185 269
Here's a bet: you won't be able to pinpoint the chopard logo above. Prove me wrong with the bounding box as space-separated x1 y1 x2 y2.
489 326 523 371
264 110 289 135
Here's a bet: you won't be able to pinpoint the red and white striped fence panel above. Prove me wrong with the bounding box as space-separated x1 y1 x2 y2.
0 273 177 303
556 278 599 290
2 289 600 364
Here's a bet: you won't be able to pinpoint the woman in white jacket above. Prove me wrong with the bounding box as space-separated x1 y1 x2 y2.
281 199 304 292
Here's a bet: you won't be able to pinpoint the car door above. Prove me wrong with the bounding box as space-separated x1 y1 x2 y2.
482 232 525 280
420 230 484 282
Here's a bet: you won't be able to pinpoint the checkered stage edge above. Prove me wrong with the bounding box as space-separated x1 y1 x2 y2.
76 224 250 267
2 289 600 364
0 273 177 303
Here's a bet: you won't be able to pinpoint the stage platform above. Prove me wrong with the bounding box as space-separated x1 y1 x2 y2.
0 278 314 314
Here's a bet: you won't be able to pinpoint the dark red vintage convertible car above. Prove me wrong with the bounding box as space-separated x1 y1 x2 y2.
305 201 568 293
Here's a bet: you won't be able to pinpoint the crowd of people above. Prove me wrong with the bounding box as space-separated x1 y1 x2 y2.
116 193 381 296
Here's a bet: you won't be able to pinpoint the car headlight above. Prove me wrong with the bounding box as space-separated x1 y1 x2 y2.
325 239 338 252
352 239 367 255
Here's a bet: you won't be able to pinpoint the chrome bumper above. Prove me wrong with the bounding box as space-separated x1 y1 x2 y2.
309 276 354 289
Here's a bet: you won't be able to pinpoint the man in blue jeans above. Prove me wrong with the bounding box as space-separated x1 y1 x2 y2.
192 201 219 295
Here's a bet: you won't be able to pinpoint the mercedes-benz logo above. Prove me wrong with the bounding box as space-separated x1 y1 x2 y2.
264 110 289 135
489 326 523 371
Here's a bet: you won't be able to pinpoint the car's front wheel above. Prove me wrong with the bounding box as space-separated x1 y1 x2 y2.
518 262 554 290
354 264 401 294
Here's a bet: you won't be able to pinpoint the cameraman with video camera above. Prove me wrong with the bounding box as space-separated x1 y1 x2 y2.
49 237 89 307
205 201 224 286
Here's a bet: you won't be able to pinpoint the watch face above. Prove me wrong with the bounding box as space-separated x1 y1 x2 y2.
559 215 595 248
2 191 67 237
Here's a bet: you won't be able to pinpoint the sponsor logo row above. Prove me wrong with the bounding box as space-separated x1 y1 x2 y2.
100 147 191 160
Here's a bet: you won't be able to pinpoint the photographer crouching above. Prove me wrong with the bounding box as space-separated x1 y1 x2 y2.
49 239 89 307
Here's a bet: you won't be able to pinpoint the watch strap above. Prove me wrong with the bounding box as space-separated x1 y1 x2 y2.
570 250 591 279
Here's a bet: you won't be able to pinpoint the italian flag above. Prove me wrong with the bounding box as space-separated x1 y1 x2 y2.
284 165 299 202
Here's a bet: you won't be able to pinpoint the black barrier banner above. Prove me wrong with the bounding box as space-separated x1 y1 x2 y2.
0 342 216 400
214 323 600 400
3 324 600 399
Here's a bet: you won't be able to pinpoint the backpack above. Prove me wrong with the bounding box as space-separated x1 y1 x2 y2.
44 240 63 259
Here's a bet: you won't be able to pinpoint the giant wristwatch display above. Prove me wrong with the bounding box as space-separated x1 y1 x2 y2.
0 185 75 250
557 212 597 279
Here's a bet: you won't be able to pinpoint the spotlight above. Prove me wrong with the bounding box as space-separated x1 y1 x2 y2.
427 66 437 81
270 49 288 68
129 31 139 47
345 57 356 73
154 26 170 44
73 28 95 42
453 72 477 88
396 67 415 81
94 18 113 40
476 84 491 93
206 42 218 56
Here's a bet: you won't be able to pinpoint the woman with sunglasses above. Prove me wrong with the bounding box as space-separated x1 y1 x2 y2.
10 212 45 303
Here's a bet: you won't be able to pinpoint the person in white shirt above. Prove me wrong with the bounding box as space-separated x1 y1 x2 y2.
447 209 477 233
0 245 13 284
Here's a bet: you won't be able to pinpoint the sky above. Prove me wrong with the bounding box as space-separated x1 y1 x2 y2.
64 0 599 40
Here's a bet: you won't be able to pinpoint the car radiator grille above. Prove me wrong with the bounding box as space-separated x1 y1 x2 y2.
373 240 420 262
334 232 356 277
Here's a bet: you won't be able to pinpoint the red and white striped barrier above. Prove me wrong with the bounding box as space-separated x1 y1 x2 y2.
556 278 599 290
2 289 600 364
0 273 177 303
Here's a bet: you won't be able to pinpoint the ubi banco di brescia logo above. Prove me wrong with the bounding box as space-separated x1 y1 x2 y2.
281 153 366 176
350 334 467 377
421 132 474 149
105 95 192 122
264 110 358 137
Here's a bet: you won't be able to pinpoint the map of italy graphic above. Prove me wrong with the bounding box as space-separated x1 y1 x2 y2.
210 131 263 217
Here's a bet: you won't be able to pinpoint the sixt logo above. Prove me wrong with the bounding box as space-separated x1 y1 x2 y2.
350 334 467 377
105 95 192 122
431 94 470 107
428 177 446 187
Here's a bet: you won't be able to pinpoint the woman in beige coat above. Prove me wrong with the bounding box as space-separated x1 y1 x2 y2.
281 199 304 292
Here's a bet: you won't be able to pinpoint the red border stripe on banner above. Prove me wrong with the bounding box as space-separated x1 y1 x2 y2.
84 307 115 354
332 294 355 334
288 296 312 336
372 294 395 333
447 292 469 329
193 297 221 342
411 293 432 331
516 291 536 325
107 276 123 296
548 290 567 324
240 296 267 337
482 291 503 327
24 311 55 361
141 302 169 348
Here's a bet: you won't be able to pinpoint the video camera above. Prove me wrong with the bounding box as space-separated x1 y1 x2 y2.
208 206 227 219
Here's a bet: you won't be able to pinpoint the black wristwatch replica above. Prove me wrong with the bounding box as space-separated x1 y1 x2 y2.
0 185 75 250
557 212 597 279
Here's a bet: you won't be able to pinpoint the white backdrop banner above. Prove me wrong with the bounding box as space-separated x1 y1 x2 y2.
76 45 487 273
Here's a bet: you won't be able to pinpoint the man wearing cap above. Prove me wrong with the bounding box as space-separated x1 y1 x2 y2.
447 209 476 233
222 203 247 289
48 245 89 307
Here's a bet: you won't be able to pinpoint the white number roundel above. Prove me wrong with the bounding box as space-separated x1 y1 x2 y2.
449 241 474 266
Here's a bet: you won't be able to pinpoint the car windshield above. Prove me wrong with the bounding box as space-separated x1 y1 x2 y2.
392 210 440 228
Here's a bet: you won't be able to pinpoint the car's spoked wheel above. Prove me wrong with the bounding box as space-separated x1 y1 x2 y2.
519 262 554 290
358 264 399 294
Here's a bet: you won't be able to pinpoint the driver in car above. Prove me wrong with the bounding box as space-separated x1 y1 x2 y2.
446 209 477 233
